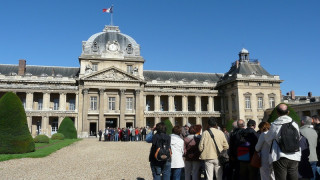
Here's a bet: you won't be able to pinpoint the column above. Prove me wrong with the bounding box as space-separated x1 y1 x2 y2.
155 117 160 124
182 95 188 112
26 92 34 111
42 116 49 135
195 96 201 112
99 89 105 131
155 95 160 112
58 116 64 127
169 117 174 126
27 116 32 132
196 116 202 125
212 96 215 112
169 95 174 112
75 92 79 111
183 117 188 126
119 89 126 128
59 93 66 111
74 116 78 132
43 92 50 111
82 89 89 134
208 96 213 112
135 90 143 128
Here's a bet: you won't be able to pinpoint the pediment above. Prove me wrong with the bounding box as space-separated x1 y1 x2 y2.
81 67 142 82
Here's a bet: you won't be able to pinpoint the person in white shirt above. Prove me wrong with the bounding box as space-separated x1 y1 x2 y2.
264 104 301 180
171 125 185 180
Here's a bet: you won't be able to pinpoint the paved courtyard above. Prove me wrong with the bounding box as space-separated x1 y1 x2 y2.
0 138 153 180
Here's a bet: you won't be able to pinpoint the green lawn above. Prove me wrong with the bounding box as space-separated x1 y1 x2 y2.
0 139 81 162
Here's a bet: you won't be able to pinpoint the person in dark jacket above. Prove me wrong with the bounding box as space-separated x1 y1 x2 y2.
98 130 102 141
298 133 314 179
228 119 246 180
238 119 259 180
149 122 171 180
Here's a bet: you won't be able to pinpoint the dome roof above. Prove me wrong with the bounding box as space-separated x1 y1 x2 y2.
240 48 249 54
81 26 141 59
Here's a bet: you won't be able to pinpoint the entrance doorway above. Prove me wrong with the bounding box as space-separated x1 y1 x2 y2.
90 122 97 136
126 122 133 128
105 118 117 128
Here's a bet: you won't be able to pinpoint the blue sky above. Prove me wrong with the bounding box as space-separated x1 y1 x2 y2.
1 0 319 96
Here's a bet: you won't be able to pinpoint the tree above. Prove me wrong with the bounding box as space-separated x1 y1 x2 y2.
163 119 173 135
225 119 235 132
58 117 77 139
267 103 300 126
0 92 35 154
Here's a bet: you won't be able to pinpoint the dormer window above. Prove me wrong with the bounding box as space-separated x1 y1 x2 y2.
40 73 48 77
127 65 133 74
92 63 98 72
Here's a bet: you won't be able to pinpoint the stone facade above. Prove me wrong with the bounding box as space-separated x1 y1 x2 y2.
0 25 282 137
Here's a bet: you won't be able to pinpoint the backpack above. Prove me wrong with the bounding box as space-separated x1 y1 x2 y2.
237 131 251 161
184 136 201 160
154 136 172 161
276 121 300 153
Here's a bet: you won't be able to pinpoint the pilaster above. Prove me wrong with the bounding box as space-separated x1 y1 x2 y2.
82 89 89 133
120 89 126 128
182 95 188 112
43 92 50 111
26 92 34 111
99 89 105 131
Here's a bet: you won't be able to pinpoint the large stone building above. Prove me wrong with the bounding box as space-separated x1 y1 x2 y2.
0 25 282 137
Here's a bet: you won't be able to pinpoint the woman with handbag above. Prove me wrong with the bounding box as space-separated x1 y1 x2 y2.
255 122 275 180
184 125 202 180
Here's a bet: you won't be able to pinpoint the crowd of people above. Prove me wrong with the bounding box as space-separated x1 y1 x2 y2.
148 104 320 180
98 127 151 142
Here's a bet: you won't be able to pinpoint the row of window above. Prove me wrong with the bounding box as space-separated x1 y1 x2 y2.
90 97 133 111
245 97 275 109
90 63 134 74
22 99 75 110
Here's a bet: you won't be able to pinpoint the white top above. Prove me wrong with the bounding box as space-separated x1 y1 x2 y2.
264 115 301 164
170 134 185 168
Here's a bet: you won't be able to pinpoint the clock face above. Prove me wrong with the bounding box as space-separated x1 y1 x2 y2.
108 43 118 51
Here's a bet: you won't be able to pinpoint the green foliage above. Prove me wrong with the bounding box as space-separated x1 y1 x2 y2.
51 133 64 140
163 119 173 135
0 139 81 162
34 135 49 143
58 117 77 139
225 119 235 132
0 92 35 154
268 103 300 126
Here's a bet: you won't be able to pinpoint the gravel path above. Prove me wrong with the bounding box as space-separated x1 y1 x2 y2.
0 139 153 180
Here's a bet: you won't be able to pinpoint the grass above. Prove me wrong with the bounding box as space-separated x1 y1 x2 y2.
0 139 81 162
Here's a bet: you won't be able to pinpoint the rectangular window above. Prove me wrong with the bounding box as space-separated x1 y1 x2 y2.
269 97 275 108
90 96 97 110
38 99 43 110
245 97 251 109
258 97 263 109
108 97 116 110
126 97 133 110
69 99 75 110
92 64 98 72
22 98 26 109
127 65 133 74
53 98 59 110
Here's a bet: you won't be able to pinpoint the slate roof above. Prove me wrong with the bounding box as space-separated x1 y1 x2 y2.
0 64 80 77
221 60 270 80
143 70 223 83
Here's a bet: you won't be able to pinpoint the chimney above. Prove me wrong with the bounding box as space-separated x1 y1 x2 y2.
18 59 26 75
236 60 239 68
291 90 295 100
308 92 312 98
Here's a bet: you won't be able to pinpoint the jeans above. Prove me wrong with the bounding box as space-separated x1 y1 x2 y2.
114 134 119 141
273 157 299 180
310 161 317 180
150 161 171 180
171 168 182 180
131 136 135 141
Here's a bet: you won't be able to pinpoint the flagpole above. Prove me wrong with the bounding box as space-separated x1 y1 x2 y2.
111 13 113 26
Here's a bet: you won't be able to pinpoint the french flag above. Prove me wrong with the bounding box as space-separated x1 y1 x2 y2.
103 6 113 13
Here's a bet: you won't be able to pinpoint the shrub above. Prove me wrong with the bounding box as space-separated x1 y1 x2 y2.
58 117 77 139
268 103 300 126
163 119 173 135
225 119 235 132
51 133 64 140
0 92 35 154
34 135 49 143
